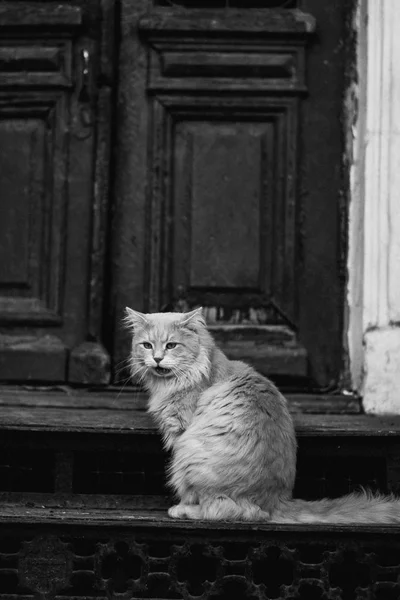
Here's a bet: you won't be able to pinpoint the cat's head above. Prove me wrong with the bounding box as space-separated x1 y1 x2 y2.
124 307 212 389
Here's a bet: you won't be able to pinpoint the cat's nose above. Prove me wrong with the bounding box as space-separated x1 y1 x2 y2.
154 357 162 365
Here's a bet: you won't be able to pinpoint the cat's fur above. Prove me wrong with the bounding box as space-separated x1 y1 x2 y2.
125 307 400 523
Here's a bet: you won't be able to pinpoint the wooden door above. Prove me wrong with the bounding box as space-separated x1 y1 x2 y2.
0 1 114 384
112 0 351 390
0 0 350 389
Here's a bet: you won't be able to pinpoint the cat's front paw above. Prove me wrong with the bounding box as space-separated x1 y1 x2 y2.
168 504 201 519
168 504 188 519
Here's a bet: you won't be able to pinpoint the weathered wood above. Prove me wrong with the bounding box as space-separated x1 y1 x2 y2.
0 336 67 382
54 451 74 494
0 0 114 384
0 0 354 389
211 325 307 377
154 0 298 6
111 0 153 379
87 0 116 343
221 342 307 377
0 44 74 88
297 0 352 386
113 1 350 389
0 93 69 326
88 86 112 342
141 24 307 326
144 32 309 93
0 512 399 599
0 2 82 28
154 0 297 5
68 342 111 385
0 406 152 433
294 415 400 437
160 51 299 80
0 393 396 436
114 8 312 380
167 99 299 323
139 9 316 34
288 393 360 414
2 504 400 531
0 492 170 510
0 407 397 522
0 386 361 412
0 387 146 409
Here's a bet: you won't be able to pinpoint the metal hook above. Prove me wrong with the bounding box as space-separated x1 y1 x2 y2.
72 47 94 138
78 48 91 104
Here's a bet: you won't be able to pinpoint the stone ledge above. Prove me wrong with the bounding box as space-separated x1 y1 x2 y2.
363 326 400 414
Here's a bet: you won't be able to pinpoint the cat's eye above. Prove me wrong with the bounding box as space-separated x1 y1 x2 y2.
166 342 177 349
142 342 152 349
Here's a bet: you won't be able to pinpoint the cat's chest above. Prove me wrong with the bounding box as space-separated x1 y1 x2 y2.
148 386 201 450
149 387 200 429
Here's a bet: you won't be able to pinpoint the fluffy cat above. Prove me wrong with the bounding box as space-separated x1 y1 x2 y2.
125 307 400 523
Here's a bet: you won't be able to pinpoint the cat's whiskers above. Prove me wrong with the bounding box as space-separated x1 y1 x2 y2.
112 374 133 404
114 356 133 381
113 356 147 404
173 351 211 388
127 356 148 381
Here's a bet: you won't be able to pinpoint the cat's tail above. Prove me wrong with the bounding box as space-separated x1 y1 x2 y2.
272 491 400 524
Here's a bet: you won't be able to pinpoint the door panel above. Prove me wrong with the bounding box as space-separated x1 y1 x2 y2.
171 104 297 322
0 93 68 326
113 6 317 383
149 95 299 328
113 1 351 388
0 1 113 384
177 120 270 290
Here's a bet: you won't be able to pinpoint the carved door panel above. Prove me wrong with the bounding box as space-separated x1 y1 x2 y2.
113 1 349 389
0 2 113 383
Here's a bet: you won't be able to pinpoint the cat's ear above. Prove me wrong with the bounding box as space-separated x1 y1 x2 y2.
179 307 205 331
124 307 148 330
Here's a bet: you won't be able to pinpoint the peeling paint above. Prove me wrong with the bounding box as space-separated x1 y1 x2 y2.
363 327 400 414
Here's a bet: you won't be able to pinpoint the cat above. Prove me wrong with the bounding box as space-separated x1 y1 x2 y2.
125 307 400 523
